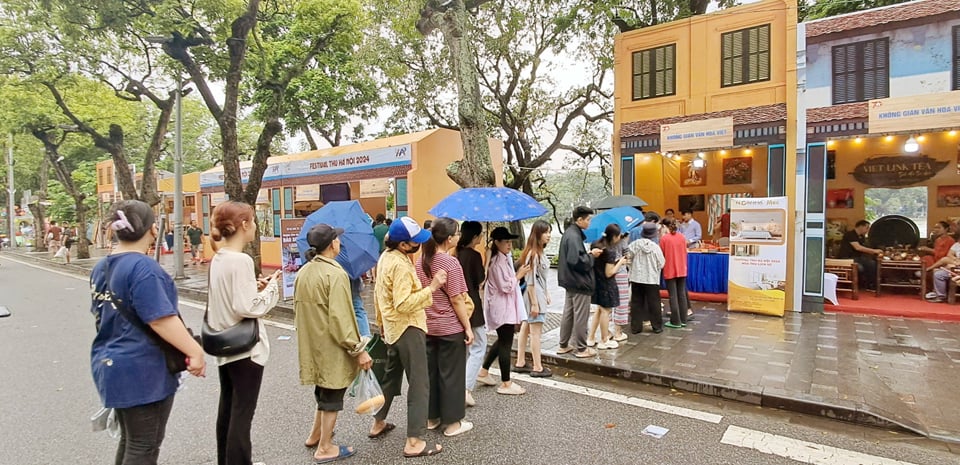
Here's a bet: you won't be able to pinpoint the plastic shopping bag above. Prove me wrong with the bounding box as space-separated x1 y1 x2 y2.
90 407 120 439
348 369 385 415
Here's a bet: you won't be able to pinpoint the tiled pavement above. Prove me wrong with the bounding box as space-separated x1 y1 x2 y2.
7 247 960 443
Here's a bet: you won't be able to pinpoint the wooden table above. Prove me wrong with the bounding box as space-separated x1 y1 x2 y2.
876 259 923 297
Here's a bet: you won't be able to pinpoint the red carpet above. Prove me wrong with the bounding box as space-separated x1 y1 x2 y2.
825 291 960 321
659 290 728 303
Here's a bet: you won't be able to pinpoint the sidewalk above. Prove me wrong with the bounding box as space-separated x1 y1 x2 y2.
6 247 960 443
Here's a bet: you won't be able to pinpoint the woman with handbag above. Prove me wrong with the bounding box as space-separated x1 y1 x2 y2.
206 201 281 465
456 221 486 407
513 220 554 378
89 200 206 465
477 227 531 395
296 224 372 463
415 217 474 437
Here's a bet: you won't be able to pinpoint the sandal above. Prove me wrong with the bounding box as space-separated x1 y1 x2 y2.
443 420 474 437
530 367 553 378
368 423 395 439
404 443 443 458
314 445 355 464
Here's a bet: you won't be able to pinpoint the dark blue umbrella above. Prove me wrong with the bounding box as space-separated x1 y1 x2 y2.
584 206 644 243
428 187 547 221
296 200 379 279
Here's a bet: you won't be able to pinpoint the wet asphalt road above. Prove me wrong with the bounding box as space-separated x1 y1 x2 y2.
1 256 957 465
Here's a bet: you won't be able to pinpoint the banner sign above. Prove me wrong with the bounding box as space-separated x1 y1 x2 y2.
660 117 734 152
360 179 390 197
280 218 306 299
200 145 412 188
295 184 321 201
727 196 788 317
850 155 948 187
869 91 960 134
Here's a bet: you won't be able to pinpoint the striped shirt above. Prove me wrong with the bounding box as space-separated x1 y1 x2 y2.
416 253 468 337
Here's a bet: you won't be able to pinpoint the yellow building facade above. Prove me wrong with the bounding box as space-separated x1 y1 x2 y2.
613 0 799 310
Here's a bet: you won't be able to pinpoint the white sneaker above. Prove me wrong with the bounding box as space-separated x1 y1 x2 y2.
497 383 526 395
598 340 619 349
465 390 476 407
477 374 498 386
925 291 939 300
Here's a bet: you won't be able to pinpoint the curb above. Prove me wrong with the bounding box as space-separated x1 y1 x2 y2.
3 250 932 441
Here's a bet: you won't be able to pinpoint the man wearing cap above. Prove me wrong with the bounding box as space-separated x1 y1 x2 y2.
370 217 448 458
629 211 661 245
557 206 603 358
295 224 372 463
626 223 666 334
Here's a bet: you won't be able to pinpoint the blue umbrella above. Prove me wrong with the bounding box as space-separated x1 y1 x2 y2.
583 206 644 243
296 201 379 279
428 187 547 221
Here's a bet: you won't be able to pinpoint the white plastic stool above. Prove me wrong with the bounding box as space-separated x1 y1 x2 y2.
823 273 839 305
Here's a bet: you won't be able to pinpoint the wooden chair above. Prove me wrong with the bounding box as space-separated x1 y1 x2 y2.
824 258 859 300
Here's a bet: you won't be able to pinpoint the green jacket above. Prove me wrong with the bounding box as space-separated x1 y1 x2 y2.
294 255 365 389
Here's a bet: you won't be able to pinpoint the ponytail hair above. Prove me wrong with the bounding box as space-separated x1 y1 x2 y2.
211 201 254 241
108 200 155 242
421 217 458 278
598 223 621 249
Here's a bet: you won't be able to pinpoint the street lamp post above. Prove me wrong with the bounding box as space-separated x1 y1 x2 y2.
146 35 186 279
6 133 15 250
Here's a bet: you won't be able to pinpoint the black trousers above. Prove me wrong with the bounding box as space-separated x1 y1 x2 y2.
114 395 175 465
482 324 516 382
216 358 264 465
376 327 429 439
426 332 467 425
854 255 878 289
630 282 662 332
666 277 690 326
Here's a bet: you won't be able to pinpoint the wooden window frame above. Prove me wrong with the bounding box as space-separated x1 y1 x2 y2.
831 38 889 104
953 25 960 91
632 44 676 100
721 24 771 88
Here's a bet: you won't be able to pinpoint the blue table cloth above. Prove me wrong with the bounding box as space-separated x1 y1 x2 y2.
661 252 728 294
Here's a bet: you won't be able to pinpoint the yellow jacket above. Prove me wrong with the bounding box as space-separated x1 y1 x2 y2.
375 249 433 344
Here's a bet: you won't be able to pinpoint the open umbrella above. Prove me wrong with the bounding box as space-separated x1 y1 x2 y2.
593 194 648 210
428 187 547 221
584 206 644 243
296 200 379 279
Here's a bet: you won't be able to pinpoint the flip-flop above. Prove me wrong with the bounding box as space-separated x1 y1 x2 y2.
314 445 355 464
403 443 443 458
367 423 396 439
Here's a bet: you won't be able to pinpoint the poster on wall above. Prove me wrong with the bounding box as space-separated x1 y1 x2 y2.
678 194 705 212
680 160 707 187
826 189 854 208
722 157 752 185
280 218 306 299
937 185 960 207
256 204 276 242
727 197 788 317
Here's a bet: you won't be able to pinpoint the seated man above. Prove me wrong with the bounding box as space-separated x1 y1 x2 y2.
926 241 960 303
836 220 883 291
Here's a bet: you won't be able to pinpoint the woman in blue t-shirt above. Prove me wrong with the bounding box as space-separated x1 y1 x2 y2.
90 200 206 465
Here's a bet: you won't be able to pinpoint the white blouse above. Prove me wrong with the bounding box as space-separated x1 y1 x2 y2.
207 249 281 366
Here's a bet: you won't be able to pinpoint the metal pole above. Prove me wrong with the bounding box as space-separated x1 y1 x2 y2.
173 79 185 279
7 133 15 249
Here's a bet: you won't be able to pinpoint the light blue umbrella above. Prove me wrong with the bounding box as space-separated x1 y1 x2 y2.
583 206 644 243
296 201 379 279
428 187 547 221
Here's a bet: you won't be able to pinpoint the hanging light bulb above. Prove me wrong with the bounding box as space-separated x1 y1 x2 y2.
904 135 919 153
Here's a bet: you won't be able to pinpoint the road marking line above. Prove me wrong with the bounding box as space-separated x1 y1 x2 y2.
720 425 918 465
488 367 723 424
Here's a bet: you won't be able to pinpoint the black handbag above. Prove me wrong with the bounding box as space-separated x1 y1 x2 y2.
94 256 200 374
200 267 260 357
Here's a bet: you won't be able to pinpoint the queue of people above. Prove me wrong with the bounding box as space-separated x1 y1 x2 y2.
87 200 695 465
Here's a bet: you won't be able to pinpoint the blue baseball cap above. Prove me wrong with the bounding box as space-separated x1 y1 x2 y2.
388 217 432 243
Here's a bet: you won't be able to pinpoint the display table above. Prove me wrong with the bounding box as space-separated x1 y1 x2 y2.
661 251 729 294
876 259 923 297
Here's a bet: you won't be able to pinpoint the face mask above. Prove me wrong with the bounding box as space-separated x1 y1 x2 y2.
406 244 421 254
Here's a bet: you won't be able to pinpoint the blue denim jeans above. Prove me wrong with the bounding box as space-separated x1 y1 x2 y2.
351 278 371 337
464 325 487 390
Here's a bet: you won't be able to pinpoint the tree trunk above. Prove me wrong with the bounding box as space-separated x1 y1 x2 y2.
435 1 496 188
28 154 49 252
139 98 175 207
302 127 318 151
74 195 90 259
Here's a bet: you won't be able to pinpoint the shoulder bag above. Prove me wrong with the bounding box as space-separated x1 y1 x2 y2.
94 255 199 374
200 266 260 357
